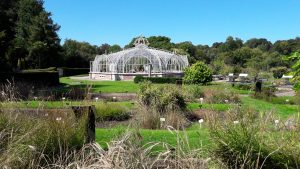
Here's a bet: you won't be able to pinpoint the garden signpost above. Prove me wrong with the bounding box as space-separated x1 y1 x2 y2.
71 105 96 143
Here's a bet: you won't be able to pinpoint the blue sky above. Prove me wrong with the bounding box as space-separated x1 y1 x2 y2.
44 0 300 47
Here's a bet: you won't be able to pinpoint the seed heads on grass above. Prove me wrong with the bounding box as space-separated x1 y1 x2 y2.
28 145 36 151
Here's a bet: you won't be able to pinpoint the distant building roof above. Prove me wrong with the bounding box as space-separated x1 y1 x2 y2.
239 73 248 77
282 75 293 79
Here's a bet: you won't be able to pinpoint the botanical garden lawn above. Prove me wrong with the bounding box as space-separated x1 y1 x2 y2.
3 97 298 118
60 77 139 93
1 100 135 109
188 97 299 119
241 97 300 118
60 76 253 94
95 124 211 152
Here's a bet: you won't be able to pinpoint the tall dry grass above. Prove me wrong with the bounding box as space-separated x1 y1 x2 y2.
207 106 300 169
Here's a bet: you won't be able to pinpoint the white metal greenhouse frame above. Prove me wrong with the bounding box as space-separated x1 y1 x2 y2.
89 37 189 80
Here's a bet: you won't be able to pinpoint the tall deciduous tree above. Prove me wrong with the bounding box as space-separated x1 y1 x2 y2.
63 39 97 68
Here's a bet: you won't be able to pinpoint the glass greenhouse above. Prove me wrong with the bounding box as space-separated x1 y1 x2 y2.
90 37 189 80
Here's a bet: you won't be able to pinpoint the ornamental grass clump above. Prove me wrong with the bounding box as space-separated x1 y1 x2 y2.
0 110 86 168
137 81 189 129
208 106 300 169
94 101 131 121
203 88 240 104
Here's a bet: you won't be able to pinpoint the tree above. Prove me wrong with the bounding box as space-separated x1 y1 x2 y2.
148 36 174 50
63 39 97 68
183 61 212 85
219 36 243 52
176 41 197 63
286 52 300 81
270 67 288 79
11 0 61 69
273 41 291 55
97 43 110 54
109 44 122 53
245 38 272 52
0 0 19 71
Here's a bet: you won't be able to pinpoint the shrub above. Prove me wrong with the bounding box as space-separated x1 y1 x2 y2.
137 81 186 113
59 67 90 77
294 81 300 91
134 76 182 84
143 77 182 84
232 83 253 91
94 102 131 121
137 81 189 129
252 85 276 101
183 61 212 85
133 75 144 83
0 71 59 86
271 66 288 79
203 88 241 104
182 85 204 101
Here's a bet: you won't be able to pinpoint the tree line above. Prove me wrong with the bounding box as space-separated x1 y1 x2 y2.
1 0 299 76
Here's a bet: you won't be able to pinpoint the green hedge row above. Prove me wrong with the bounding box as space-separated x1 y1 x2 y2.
59 68 89 77
134 75 182 84
0 71 59 86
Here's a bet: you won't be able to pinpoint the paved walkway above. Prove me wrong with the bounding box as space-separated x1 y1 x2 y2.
275 85 296 97
275 91 295 97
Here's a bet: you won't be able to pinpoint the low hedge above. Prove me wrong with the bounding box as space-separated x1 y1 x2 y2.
232 83 253 91
59 68 90 77
0 71 59 86
134 75 182 84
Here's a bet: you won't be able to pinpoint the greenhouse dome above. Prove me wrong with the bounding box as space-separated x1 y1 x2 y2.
89 37 189 80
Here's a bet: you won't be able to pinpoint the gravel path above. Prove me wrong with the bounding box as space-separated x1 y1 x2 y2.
275 91 296 97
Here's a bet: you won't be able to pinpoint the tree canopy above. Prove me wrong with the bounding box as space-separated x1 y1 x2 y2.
0 0 299 77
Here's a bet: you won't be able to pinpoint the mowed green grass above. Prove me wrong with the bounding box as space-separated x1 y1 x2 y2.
1 100 135 109
60 77 252 94
60 77 139 93
3 97 299 118
188 97 299 119
95 124 210 152
241 97 300 118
